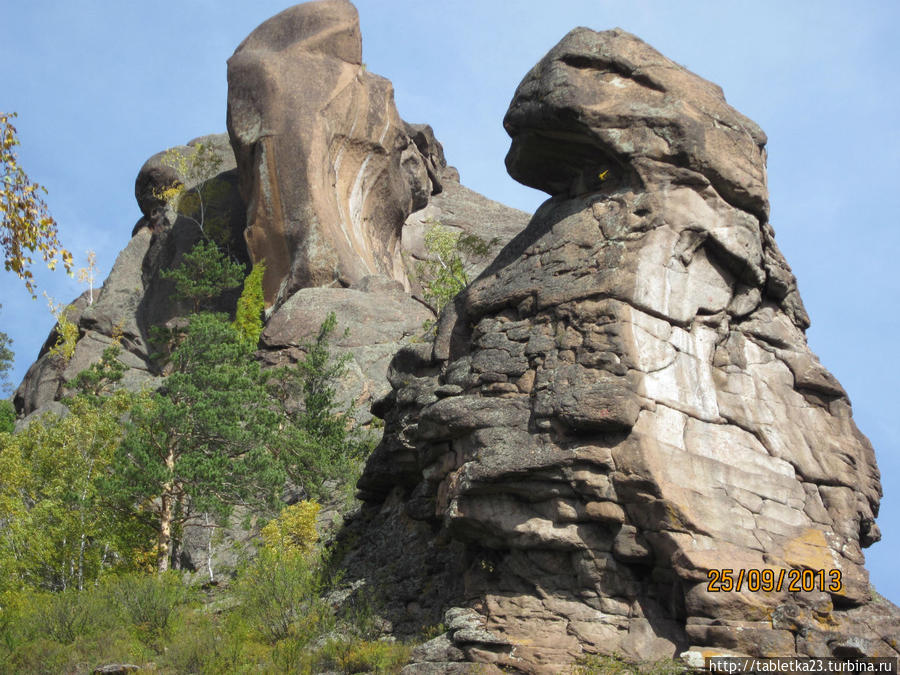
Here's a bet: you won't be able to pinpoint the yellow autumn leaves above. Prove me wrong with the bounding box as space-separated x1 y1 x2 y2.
1 112 73 297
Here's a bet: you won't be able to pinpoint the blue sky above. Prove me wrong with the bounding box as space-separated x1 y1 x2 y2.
2 1 898 604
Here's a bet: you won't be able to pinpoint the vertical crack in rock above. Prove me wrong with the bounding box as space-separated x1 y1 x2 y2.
356 26 898 672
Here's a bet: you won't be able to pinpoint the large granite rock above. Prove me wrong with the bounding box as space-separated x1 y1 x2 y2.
356 28 897 672
259 275 433 424
227 0 444 307
13 231 162 416
14 135 246 415
403 180 531 291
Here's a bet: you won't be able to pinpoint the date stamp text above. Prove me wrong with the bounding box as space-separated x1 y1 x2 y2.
706 568 842 593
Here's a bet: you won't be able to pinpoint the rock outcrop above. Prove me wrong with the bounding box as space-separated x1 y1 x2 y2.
14 135 245 419
14 2 527 425
227 0 447 307
356 28 898 672
12 5 895 670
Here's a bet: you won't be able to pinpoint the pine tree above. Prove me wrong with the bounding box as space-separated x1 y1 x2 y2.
268 312 373 499
160 239 245 314
109 313 284 572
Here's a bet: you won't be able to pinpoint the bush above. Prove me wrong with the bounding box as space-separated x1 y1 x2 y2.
415 223 492 315
0 399 13 433
260 501 321 557
5 637 71 675
233 548 332 645
233 261 266 349
160 610 249 675
314 637 411 674
25 589 107 645
103 572 191 640
574 653 687 675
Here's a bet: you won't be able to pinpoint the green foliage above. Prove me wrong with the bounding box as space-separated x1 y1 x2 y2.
45 298 78 362
415 222 492 315
67 340 126 403
102 572 191 641
233 547 332 645
261 500 321 557
315 636 411 673
0 390 150 593
158 609 251 674
24 589 108 645
160 239 245 313
109 312 285 571
1 112 73 297
0 544 418 674
0 400 13 434
0 575 190 673
232 261 266 349
573 653 688 675
268 312 374 499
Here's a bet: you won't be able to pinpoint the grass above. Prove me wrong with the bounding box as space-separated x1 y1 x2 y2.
573 653 688 675
0 553 413 674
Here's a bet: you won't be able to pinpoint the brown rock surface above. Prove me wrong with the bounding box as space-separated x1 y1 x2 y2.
227 0 443 306
356 27 897 672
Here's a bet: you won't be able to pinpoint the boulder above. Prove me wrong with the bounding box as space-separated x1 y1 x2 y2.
355 26 898 671
133 133 246 245
259 276 433 423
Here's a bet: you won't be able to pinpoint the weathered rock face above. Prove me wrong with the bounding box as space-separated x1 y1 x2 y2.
227 0 444 306
358 28 897 672
14 135 244 418
259 276 433 424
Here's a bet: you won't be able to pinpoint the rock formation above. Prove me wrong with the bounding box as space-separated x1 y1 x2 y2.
14 134 245 418
227 0 446 307
356 27 898 672
11 3 896 670
14 2 527 426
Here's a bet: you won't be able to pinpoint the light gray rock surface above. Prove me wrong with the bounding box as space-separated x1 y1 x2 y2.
259 276 433 423
356 27 897 673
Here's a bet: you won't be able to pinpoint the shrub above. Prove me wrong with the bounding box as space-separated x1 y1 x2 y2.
260 500 321 557
573 653 687 675
233 261 266 348
0 399 13 433
46 300 78 362
233 547 332 645
25 589 107 644
103 572 191 640
5 637 70 675
314 637 411 674
159 610 250 675
415 223 492 315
